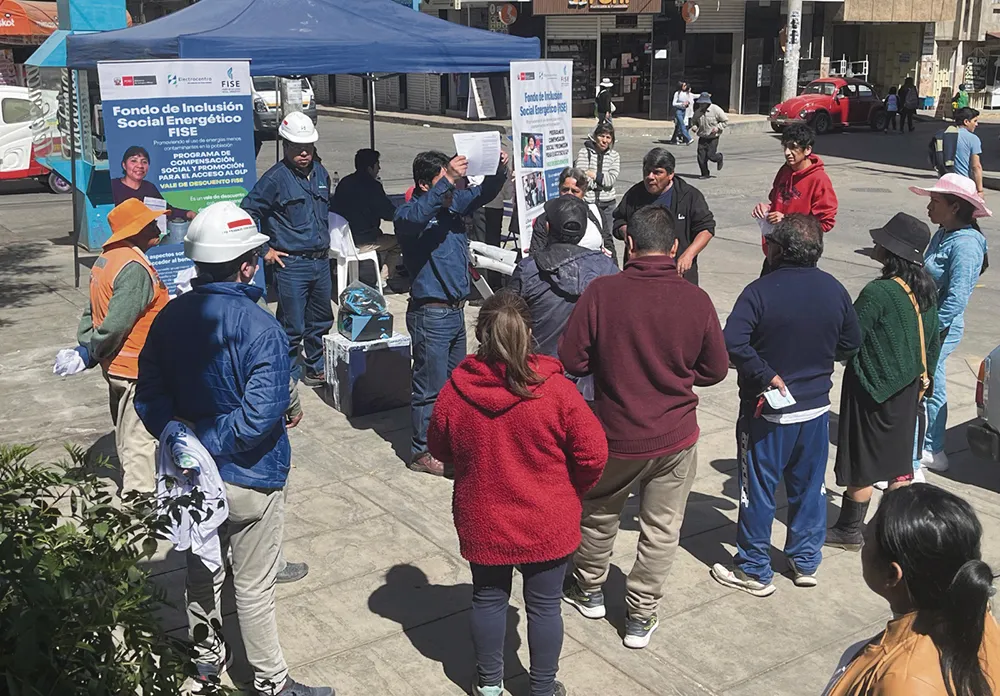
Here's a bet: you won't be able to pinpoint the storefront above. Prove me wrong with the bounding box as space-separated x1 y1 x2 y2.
536 0 662 118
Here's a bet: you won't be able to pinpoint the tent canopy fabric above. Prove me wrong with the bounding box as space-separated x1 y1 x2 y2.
66 0 540 75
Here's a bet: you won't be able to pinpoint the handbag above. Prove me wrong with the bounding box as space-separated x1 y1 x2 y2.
893 277 931 401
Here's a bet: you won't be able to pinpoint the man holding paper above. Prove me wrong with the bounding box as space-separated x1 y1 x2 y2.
713 214 860 598
395 148 509 476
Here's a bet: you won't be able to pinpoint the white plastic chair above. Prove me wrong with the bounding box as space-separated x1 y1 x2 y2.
328 212 383 300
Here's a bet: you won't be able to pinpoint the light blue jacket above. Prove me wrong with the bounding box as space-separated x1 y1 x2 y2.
924 225 988 333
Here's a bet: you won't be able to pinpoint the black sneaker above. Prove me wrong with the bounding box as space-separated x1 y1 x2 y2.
276 561 309 584
302 372 326 388
716 153 724 171
623 614 658 649
275 677 335 696
552 681 567 696
562 579 606 619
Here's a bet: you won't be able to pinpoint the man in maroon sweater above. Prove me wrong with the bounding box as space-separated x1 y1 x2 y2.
558 204 729 650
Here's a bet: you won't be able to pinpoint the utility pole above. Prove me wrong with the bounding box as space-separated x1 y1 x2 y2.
782 0 803 101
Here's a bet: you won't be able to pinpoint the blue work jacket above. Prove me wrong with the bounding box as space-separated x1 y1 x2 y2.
242 159 333 254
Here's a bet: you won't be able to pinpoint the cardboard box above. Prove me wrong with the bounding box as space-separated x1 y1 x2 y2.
338 311 393 342
322 332 411 417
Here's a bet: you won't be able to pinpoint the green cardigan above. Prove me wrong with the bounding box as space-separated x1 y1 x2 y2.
850 278 941 404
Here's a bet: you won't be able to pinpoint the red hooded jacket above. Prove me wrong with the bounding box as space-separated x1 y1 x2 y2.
768 155 838 232
428 354 608 566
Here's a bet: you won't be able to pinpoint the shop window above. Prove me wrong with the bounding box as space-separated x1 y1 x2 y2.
1 98 33 125
548 39 597 116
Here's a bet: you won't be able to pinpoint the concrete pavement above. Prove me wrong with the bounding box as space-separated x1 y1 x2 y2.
2 117 999 695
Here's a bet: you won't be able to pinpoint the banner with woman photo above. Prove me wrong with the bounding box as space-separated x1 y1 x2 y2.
509 60 572 251
97 59 257 295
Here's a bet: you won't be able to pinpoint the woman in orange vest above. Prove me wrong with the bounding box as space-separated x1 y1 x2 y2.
76 198 169 493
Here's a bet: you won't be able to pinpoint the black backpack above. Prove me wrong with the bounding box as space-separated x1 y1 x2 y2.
928 126 959 176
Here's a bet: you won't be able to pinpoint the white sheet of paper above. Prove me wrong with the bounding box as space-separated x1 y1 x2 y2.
144 196 168 234
453 131 501 178
757 217 774 240
764 388 797 410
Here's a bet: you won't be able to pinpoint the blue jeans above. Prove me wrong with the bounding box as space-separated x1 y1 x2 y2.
470 558 567 696
735 410 830 584
917 320 964 461
274 256 334 380
407 304 466 459
673 106 691 143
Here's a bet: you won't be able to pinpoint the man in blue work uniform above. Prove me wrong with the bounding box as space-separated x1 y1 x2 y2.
395 149 509 475
242 111 333 387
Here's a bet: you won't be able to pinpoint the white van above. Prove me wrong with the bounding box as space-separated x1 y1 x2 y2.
0 85 68 193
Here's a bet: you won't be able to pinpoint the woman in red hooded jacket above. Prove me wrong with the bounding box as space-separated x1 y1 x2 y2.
428 291 608 696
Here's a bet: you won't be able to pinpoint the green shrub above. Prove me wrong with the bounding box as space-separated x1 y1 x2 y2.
0 444 230 695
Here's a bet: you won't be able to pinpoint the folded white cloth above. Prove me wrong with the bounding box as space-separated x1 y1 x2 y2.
53 347 87 376
157 421 229 571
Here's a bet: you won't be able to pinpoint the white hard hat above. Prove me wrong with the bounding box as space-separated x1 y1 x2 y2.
278 110 318 144
184 201 269 264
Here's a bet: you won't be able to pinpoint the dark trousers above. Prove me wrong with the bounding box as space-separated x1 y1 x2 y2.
899 107 916 132
471 206 504 292
697 136 722 176
406 305 466 459
884 112 898 132
273 256 334 380
735 410 830 584
470 558 567 696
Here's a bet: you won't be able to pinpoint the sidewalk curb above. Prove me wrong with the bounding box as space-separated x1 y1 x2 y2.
317 104 770 136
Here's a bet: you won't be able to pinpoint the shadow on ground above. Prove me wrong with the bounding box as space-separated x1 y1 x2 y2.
0 241 63 324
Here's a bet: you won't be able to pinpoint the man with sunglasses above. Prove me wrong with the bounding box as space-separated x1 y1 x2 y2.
242 111 334 387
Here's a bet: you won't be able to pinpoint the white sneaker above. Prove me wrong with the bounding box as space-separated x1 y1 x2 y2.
788 558 818 588
919 450 935 467
912 466 927 483
710 563 776 597
924 451 950 473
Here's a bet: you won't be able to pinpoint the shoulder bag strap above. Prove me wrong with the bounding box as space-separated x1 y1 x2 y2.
893 277 929 400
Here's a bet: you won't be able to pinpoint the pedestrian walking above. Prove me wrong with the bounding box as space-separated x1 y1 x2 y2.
595 77 614 126
691 92 727 178
952 82 971 112
330 148 400 283
576 122 621 263
559 205 729 649
910 174 991 476
898 77 919 133
395 150 508 476
509 196 618 400
712 214 861 596
530 168 608 254
73 199 169 494
953 107 984 196
241 111 334 387
883 86 898 133
428 291 608 696
670 81 694 145
825 213 941 551
135 202 334 696
823 485 1000 696
752 124 838 274
612 148 716 283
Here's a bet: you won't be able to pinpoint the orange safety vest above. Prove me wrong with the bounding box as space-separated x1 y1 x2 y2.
89 243 169 380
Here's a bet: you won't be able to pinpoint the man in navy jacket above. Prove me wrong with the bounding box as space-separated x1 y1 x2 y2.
713 213 861 598
136 202 333 696
395 149 508 475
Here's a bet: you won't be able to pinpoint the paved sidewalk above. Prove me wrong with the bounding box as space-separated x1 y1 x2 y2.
4 122 999 696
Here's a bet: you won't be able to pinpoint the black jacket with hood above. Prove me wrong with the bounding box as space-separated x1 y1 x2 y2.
509 244 619 399
612 176 716 286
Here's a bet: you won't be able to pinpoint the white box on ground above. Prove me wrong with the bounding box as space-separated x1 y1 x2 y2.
322 331 412 417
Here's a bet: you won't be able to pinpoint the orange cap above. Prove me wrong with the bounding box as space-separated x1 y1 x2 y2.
103 198 167 248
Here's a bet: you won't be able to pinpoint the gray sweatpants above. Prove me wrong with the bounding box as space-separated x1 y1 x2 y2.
186 482 289 694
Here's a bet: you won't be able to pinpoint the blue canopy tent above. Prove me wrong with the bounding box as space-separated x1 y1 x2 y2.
65 0 539 75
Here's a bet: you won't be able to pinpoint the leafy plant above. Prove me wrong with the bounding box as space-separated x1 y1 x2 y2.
0 444 231 695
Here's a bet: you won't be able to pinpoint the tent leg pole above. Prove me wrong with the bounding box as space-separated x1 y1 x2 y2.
368 73 375 150
68 68 80 289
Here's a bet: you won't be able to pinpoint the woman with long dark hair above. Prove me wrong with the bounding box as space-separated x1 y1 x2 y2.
910 174 991 476
428 291 608 696
824 484 999 695
826 213 941 550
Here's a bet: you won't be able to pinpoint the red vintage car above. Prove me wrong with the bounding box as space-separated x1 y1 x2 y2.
769 77 887 135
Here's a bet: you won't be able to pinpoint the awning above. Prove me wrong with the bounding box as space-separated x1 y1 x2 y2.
0 1 58 38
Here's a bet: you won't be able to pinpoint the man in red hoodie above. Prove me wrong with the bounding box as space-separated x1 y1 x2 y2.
752 124 837 274
558 205 729 650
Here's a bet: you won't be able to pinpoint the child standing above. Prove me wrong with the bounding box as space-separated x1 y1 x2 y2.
884 86 899 133
428 291 608 696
